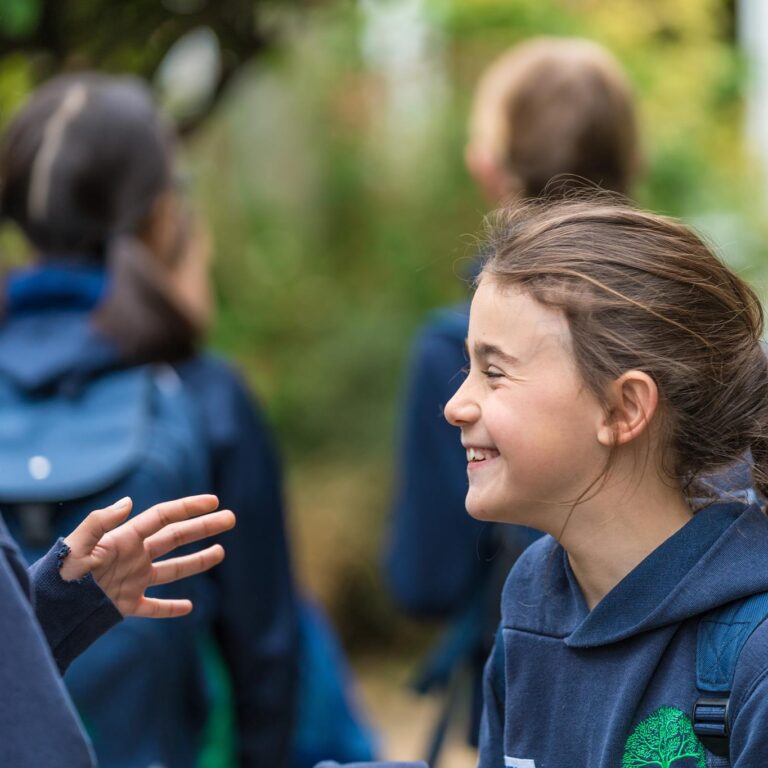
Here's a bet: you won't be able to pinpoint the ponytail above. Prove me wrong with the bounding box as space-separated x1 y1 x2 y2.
92 236 201 364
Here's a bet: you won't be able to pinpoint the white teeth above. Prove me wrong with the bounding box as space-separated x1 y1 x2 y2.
467 447 485 462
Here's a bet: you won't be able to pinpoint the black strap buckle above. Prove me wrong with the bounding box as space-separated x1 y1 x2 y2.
692 696 730 758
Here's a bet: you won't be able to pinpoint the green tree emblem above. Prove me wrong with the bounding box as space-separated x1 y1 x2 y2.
622 707 706 768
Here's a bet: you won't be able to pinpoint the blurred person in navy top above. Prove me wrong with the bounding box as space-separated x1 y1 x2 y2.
385 38 641 747
0 73 298 768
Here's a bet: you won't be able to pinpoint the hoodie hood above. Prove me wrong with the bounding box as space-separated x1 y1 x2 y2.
0 265 119 392
502 501 768 649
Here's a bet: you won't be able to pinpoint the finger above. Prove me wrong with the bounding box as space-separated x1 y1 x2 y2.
132 597 193 619
64 497 134 556
131 494 219 540
145 510 235 559
150 544 226 585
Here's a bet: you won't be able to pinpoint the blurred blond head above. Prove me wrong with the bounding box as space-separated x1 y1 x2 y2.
466 37 640 203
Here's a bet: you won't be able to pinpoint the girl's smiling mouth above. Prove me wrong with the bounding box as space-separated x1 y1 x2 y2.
465 446 501 466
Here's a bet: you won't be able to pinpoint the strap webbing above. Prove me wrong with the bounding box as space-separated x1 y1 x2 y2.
693 590 768 762
697 591 768 692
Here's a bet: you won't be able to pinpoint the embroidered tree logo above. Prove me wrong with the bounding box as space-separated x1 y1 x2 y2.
622 707 706 768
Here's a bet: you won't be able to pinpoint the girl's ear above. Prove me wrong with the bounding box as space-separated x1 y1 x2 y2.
596 370 658 447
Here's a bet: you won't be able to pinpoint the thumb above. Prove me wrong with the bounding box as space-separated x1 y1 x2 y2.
64 496 133 557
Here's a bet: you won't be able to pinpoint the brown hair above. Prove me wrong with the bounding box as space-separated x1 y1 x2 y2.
481 197 768 500
469 37 640 198
0 72 172 254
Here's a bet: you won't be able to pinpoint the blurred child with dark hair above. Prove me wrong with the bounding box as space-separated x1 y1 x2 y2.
0 72 298 768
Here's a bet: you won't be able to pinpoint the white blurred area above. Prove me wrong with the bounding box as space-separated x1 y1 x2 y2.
359 0 449 178
740 0 768 201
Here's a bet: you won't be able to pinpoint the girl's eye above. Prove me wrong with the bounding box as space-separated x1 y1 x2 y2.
460 364 503 379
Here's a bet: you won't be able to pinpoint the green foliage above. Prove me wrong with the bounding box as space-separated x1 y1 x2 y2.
0 53 34 129
188 1 767 463
0 0 41 36
192 5 479 460
622 706 705 768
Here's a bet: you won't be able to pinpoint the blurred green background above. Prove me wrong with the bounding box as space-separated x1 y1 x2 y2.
187 0 768 647
1 0 767 760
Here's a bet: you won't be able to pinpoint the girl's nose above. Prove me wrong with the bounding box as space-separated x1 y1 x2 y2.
444 380 480 427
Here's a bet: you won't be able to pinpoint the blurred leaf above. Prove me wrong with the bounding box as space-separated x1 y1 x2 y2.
0 0 41 37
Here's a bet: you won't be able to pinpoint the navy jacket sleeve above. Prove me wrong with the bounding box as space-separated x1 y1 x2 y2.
0 523 99 766
181 357 298 768
386 316 493 617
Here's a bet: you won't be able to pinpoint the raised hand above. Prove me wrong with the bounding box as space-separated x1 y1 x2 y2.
59 494 235 618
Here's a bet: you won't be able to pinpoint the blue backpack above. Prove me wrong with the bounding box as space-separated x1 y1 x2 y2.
0 363 214 767
0 363 209 535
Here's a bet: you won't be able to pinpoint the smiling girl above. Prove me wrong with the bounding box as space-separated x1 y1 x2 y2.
442 198 768 768
326 197 768 768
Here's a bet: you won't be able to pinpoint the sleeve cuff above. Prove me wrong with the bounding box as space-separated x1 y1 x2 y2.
28 538 123 673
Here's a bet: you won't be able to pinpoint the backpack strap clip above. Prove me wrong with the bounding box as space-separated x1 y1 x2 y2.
692 696 729 757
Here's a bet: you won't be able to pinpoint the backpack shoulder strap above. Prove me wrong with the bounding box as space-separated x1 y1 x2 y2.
693 591 768 759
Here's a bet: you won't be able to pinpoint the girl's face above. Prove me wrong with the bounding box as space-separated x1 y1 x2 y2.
444 278 610 531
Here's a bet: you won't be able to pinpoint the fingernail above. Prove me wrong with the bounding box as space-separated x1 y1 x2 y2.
112 496 131 509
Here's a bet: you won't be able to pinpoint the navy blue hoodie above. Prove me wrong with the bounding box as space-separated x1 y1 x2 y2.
0 266 298 767
480 500 768 768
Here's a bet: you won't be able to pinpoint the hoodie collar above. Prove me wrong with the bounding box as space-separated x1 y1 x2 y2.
6 262 108 316
0 264 117 391
504 502 768 649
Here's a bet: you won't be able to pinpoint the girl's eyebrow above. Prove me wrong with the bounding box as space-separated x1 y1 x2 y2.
465 340 519 366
